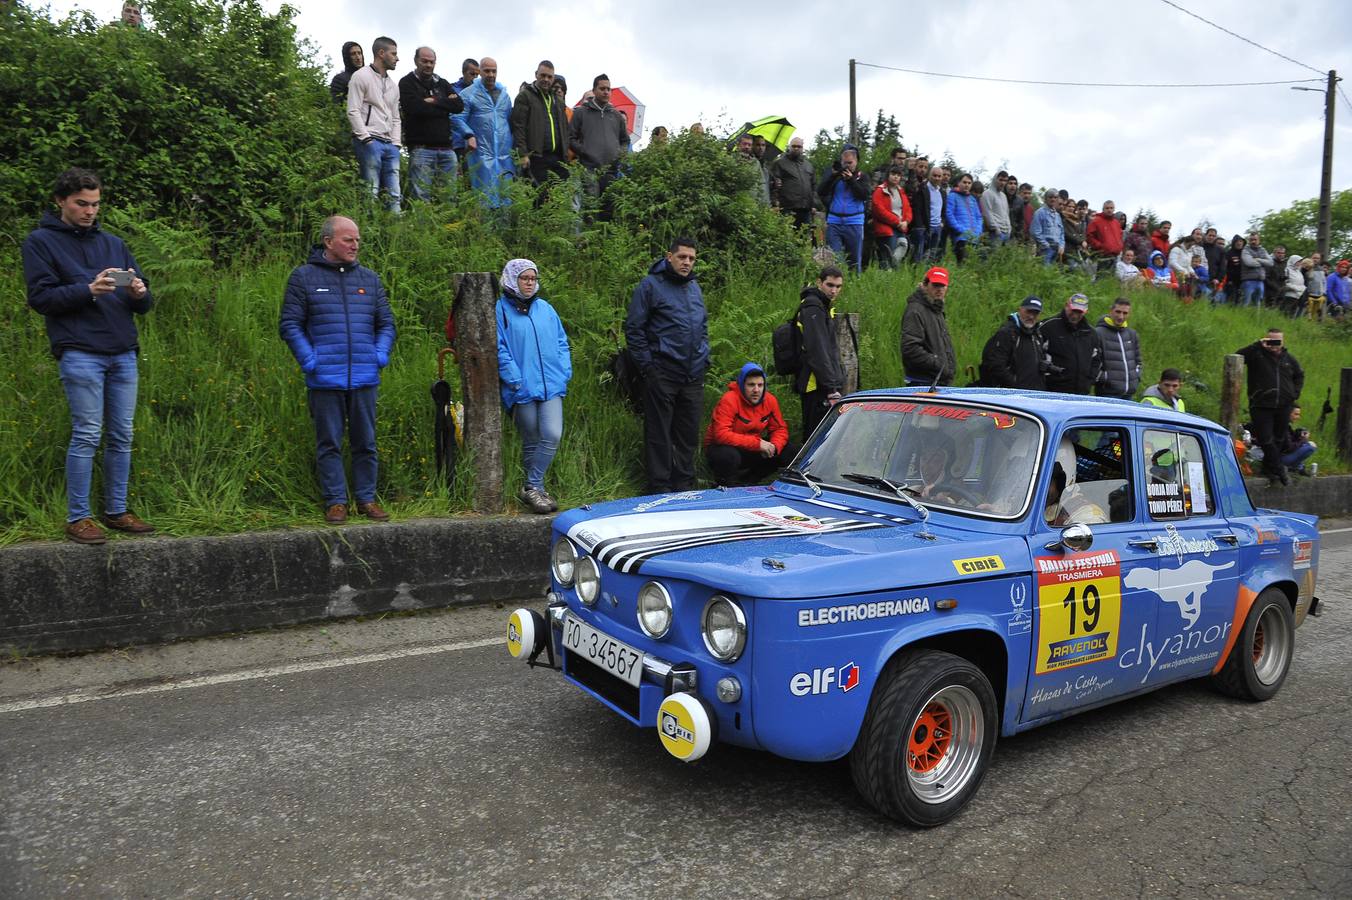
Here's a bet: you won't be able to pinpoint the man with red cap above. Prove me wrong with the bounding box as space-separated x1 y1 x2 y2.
901 266 956 386
1326 258 1350 319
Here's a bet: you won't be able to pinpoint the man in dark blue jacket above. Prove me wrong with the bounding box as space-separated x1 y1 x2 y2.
624 237 709 493
280 216 397 523
23 167 156 545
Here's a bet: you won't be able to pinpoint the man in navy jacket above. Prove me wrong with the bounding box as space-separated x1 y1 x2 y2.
280 216 396 523
23 168 155 545
624 237 709 493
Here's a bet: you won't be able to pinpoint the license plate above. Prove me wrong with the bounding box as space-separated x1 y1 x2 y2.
563 614 644 687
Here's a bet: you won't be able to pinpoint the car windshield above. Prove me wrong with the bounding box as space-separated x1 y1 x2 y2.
793 398 1043 518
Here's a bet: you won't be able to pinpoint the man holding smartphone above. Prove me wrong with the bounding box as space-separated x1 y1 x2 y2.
22 167 155 544
1236 328 1304 486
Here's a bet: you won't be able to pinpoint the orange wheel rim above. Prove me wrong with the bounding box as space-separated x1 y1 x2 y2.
1252 621 1265 664
908 702 953 773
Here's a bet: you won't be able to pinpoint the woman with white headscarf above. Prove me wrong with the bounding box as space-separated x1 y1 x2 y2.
497 258 572 513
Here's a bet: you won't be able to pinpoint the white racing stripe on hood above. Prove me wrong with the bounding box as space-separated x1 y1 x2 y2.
567 505 892 575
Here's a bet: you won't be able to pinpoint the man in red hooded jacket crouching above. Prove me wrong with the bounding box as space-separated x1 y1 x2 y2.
703 362 799 486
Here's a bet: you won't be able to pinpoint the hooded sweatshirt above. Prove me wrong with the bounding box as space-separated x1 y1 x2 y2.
979 312 1046 390
704 363 789 451
1141 383 1186 413
23 211 153 358
330 41 362 102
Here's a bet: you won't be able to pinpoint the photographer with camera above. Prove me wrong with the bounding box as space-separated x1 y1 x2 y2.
1278 406 1317 477
22 168 155 544
1235 328 1304 486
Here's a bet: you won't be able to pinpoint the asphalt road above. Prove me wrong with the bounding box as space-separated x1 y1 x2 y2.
2 529 1350 899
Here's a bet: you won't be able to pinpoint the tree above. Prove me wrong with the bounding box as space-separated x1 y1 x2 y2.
1249 190 1352 261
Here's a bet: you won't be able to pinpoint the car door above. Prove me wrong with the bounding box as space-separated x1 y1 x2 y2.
1022 423 1161 721
1130 428 1242 686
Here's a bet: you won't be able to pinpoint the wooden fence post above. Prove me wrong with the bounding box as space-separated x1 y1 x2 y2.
1220 354 1245 436
451 272 503 513
1337 367 1352 462
833 312 861 395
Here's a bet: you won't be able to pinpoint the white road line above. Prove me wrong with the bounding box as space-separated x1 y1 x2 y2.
0 636 503 715
1321 526 1352 535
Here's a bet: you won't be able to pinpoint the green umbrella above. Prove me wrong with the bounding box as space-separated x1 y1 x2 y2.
730 115 796 151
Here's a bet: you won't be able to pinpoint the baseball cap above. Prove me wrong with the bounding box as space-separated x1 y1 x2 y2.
924 266 949 286
1068 293 1090 311
1019 295 1043 312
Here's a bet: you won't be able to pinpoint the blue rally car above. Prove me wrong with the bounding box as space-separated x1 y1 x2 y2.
506 389 1321 826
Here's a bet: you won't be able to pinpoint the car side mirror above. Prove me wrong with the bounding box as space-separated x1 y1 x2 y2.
1045 523 1093 553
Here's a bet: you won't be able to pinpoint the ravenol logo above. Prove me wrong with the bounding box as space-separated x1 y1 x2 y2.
790 661 860 696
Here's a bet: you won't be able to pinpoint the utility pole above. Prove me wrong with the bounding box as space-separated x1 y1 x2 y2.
1317 69 1337 261
849 59 859 145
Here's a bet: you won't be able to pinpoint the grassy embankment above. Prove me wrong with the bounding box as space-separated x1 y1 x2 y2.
2 202 1347 545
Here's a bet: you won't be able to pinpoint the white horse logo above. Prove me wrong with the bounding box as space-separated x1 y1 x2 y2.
1124 559 1233 629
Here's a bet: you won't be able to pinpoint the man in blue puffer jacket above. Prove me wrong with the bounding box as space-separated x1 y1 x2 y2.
280 216 396 524
625 237 709 494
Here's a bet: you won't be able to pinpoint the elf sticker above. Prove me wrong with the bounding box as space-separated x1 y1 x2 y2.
1035 550 1122 674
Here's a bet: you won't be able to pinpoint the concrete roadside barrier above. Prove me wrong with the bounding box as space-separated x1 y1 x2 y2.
1 516 552 655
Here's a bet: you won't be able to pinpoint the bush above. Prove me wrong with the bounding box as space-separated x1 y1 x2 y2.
0 0 354 248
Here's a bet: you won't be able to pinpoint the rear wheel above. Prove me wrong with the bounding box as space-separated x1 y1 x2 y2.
1211 588 1294 701
850 649 998 827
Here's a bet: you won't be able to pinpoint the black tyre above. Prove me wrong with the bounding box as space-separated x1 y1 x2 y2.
849 649 998 827
1211 587 1294 701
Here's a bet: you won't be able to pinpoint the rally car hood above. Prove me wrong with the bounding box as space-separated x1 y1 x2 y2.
555 487 1028 599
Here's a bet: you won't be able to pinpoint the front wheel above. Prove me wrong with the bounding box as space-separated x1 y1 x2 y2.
1211 588 1294 701
850 649 998 827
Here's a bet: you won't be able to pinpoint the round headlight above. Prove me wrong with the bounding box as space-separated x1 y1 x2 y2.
701 595 746 662
636 581 674 639
575 555 601 606
551 538 578 586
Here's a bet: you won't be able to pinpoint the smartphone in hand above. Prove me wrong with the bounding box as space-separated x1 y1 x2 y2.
110 269 135 287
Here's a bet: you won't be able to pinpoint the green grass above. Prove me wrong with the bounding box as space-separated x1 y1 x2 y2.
2 201 1348 546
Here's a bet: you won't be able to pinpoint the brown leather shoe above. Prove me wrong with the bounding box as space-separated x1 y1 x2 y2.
357 501 390 521
325 503 348 524
65 518 108 545
102 511 156 534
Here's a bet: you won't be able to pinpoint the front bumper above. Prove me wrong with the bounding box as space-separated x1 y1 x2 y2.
542 596 697 721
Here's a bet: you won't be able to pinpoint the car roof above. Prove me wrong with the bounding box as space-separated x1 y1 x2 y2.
848 387 1228 436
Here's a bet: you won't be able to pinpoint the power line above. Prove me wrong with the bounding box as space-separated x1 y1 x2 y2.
1340 85 1352 118
853 61 1323 90
1155 0 1326 77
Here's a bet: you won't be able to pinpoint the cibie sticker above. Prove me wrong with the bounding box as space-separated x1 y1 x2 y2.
952 555 1006 576
1293 540 1313 570
1034 550 1122 674
657 693 712 762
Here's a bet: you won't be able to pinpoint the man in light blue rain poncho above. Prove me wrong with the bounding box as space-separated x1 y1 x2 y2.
452 56 514 208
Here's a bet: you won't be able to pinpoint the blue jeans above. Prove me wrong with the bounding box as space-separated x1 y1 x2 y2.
909 226 931 262
58 350 139 522
1038 244 1060 265
308 387 379 506
354 138 402 212
512 397 564 490
826 222 863 272
408 147 457 201
1241 280 1264 307
1281 442 1315 472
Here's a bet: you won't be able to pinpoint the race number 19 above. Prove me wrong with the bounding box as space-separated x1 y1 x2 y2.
1034 551 1122 675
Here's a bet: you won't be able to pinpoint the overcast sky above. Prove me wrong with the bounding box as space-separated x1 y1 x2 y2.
65 0 1352 238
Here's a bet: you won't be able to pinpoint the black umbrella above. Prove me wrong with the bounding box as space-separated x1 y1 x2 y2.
432 347 459 486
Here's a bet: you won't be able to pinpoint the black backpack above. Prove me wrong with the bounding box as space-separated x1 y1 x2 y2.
771 306 803 377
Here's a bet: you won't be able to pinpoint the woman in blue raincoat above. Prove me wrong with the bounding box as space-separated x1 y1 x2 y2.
452 62 514 208
497 259 572 513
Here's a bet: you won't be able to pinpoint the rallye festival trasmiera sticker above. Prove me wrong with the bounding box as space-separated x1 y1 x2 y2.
1034 550 1122 674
